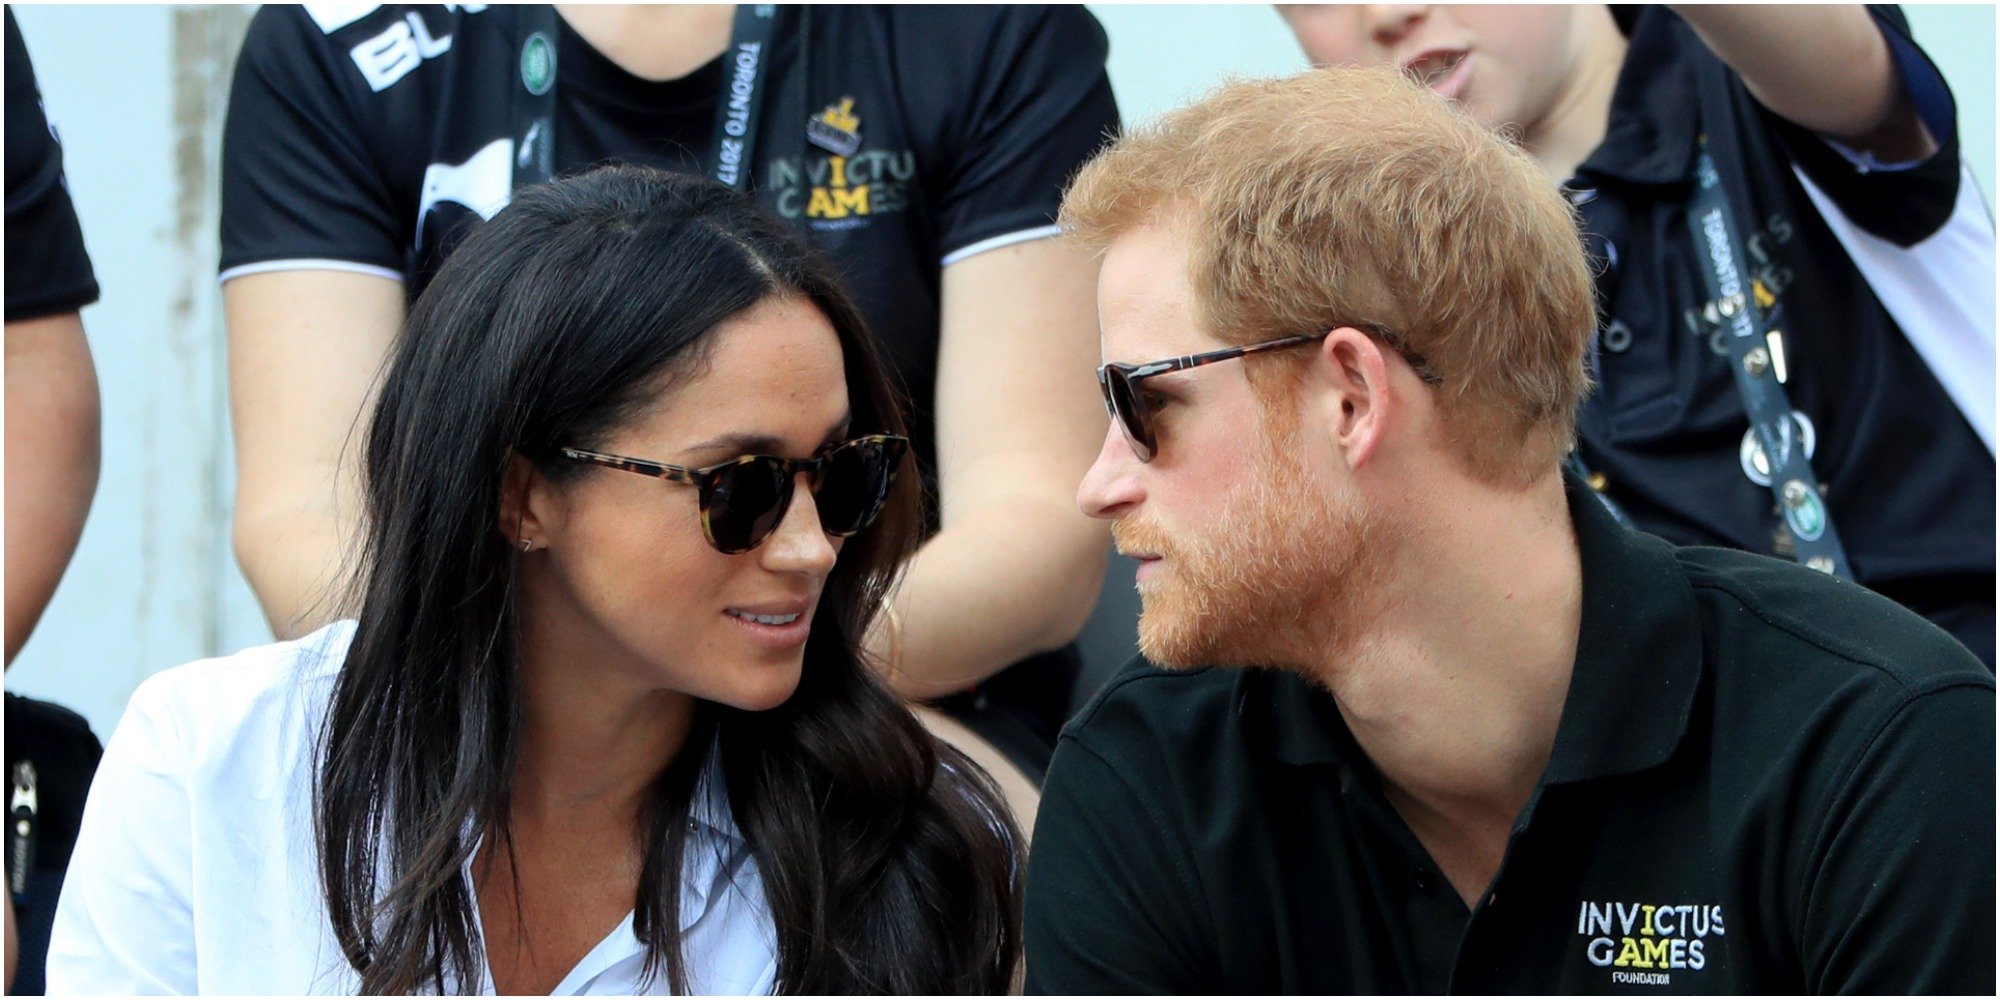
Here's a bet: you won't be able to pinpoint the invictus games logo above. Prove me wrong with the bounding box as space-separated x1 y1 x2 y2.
769 98 913 232
1577 900 1725 987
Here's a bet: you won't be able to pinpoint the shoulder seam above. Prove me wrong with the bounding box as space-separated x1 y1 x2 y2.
1680 561 1989 693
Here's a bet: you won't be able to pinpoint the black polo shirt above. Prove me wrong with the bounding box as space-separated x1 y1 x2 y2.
1024 473 1994 994
1569 6 1995 665
5 6 99 322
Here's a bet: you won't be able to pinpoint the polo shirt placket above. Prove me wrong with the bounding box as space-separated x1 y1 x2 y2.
1248 478 1709 993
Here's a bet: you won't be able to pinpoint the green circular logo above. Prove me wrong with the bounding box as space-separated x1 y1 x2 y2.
521 33 555 96
1784 491 1827 542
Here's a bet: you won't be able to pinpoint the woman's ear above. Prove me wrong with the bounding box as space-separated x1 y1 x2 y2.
498 453 557 551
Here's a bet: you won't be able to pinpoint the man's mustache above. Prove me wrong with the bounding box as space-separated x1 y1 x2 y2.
1111 518 1176 561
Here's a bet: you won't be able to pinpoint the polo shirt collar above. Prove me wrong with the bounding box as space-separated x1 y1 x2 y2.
1253 666 1358 769
1572 7 1701 189
1541 471 1703 783
1249 472 1704 782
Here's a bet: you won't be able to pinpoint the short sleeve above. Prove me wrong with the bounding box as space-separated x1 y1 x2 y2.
5 8 99 323
44 674 200 994
932 7 1118 266
1764 6 1962 246
1799 682 1996 994
218 6 406 281
1023 736 1213 994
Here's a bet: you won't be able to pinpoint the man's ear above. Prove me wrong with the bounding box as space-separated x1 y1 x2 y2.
1308 326 1395 472
498 453 559 551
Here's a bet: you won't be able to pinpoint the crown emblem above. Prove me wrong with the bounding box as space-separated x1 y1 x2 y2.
807 97 862 157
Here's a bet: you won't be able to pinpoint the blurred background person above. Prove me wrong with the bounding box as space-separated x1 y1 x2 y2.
50 166 1021 996
1282 3 1996 664
218 3 1118 815
4 6 104 994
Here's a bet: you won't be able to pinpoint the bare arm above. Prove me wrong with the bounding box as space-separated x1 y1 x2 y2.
1669 4 1936 162
225 269 404 639
4 312 100 664
876 238 1112 701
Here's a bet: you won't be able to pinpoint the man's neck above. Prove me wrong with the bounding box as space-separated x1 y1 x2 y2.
553 4 736 82
1311 472 1582 882
1520 8 1630 185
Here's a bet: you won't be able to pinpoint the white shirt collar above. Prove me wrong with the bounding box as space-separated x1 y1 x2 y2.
461 747 775 995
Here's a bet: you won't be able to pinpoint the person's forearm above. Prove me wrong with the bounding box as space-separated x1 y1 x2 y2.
225 269 404 640
1669 4 1932 158
4 313 101 664
876 496 1109 701
232 488 364 639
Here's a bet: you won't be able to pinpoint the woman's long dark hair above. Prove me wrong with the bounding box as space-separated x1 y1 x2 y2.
315 165 1020 994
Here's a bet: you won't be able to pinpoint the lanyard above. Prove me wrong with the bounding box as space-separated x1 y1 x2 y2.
707 5 778 190
1685 138 1852 579
511 5 778 192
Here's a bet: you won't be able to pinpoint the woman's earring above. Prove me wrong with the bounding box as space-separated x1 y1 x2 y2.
520 538 534 552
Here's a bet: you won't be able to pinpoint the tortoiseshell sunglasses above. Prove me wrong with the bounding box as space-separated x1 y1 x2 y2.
1096 326 1441 462
561 434 909 554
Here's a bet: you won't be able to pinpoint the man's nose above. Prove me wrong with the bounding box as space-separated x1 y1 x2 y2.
1077 422 1144 521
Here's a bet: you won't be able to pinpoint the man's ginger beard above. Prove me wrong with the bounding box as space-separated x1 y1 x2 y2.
1114 406 1387 671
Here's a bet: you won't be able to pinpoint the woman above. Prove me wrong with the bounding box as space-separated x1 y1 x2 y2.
46 166 1019 994
220 6 1118 804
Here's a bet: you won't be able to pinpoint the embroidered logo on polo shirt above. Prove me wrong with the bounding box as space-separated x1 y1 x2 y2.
769 98 914 233
1577 900 1725 987
807 97 862 157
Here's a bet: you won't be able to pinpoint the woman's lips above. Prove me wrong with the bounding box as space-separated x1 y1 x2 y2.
724 601 813 649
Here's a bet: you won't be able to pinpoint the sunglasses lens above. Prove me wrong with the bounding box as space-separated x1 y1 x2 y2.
1102 367 1155 461
817 437 903 536
704 458 791 553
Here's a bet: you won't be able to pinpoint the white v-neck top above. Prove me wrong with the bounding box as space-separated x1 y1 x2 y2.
45 621 780 995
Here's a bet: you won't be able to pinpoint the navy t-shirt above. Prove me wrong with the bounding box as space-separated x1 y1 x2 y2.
1570 6 1994 664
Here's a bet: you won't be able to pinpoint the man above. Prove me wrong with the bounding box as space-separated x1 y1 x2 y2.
4 7 106 994
1279 5 1996 665
1023 67 1994 993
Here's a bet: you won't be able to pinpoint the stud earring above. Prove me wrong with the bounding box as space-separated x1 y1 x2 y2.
520 538 533 552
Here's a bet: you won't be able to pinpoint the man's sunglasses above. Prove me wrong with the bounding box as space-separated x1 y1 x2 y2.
1095 326 1441 462
560 434 909 554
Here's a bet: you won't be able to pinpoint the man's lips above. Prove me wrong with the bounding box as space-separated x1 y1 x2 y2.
1124 552 1164 584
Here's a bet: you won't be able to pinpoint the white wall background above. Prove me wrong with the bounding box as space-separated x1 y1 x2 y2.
8 4 1997 739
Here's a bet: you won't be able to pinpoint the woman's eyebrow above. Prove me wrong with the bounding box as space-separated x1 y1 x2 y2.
684 413 853 456
684 432 785 455
818 413 854 448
